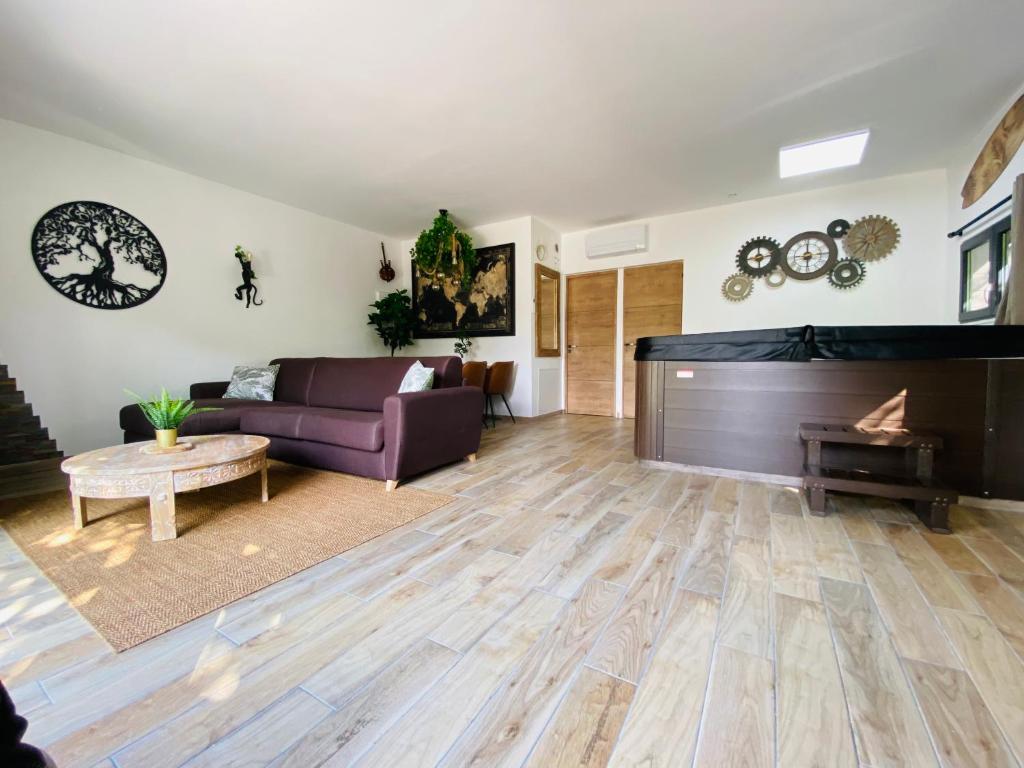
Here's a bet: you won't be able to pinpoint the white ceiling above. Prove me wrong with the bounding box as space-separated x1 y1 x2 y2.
1 0 1023 237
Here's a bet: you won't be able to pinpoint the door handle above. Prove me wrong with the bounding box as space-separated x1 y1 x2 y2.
567 344 578 352
624 341 636 347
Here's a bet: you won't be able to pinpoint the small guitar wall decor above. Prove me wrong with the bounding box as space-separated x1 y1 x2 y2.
378 241 396 282
234 245 263 308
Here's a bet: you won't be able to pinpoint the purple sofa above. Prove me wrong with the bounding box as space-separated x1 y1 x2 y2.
119 356 483 486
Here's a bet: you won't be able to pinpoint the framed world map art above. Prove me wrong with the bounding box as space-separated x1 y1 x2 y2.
412 243 515 338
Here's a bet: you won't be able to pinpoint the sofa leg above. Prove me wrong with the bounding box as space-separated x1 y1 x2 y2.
466 453 477 463
385 479 399 492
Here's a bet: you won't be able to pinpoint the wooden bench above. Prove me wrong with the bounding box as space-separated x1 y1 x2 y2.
799 423 955 533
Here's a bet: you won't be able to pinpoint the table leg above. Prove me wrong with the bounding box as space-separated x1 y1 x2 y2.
149 473 177 541
260 463 269 503
72 494 88 530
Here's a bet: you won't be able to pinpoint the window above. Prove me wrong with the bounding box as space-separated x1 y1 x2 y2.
959 215 1012 322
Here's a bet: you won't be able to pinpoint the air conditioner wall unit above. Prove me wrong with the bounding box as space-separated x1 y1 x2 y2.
584 223 648 259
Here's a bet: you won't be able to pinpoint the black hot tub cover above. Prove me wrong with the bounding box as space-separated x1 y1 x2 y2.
634 325 1024 362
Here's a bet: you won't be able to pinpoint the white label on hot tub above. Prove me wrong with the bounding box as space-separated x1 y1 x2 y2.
676 369 694 378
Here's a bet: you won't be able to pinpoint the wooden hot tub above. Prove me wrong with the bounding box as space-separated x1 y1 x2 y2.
633 325 1024 501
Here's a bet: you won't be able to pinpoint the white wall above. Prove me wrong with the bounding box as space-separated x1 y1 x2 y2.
530 217 564 416
944 83 1024 319
0 119 401 454
561 169 955 335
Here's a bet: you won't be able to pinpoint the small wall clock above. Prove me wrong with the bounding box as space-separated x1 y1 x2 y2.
32 201 166 309
779 231 838 280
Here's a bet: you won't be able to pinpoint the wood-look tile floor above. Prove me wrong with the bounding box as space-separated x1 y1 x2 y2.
4 414 1024 767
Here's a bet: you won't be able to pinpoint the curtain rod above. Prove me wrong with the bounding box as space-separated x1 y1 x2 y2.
947 194 1012 238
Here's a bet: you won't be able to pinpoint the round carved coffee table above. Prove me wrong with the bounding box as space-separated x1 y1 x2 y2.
61 434 270 542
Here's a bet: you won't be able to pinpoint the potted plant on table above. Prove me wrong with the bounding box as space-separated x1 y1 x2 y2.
125 388 219 449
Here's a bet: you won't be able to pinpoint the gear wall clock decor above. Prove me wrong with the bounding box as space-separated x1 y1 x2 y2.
721 214 899 302
780 231 838 280
32 201 166 309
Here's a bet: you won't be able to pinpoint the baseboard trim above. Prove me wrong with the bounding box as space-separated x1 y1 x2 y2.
490 410 564 423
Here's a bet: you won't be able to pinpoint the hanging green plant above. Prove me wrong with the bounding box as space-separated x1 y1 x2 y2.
411 209 477 288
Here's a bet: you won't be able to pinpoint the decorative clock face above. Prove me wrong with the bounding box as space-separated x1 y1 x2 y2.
735 236 780 277
780 231 837 280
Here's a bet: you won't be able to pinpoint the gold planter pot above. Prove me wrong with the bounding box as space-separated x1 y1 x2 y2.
155 428 178 449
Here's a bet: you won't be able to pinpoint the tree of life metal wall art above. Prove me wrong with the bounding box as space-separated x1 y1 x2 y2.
31 201 167 310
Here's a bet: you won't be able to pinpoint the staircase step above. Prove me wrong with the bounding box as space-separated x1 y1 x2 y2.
0 456 65 478
0 417 43 435
0 427 52 443
0 444 61 465
0 461 68 500
0 391 26 405
0 361 61 472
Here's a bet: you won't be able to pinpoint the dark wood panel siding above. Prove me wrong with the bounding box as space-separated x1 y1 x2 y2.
992 360 1024 500
655 360 993 496
634 361 663 460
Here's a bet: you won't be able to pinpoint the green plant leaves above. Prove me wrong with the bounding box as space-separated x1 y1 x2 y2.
124 387 220 429
367 289 417 356
410 210 477 288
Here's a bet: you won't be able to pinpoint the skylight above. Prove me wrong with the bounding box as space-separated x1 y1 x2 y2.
779 130 870 178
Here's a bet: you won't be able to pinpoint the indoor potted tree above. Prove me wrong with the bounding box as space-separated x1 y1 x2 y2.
125 388 219 449
410 210 477 288
368 289 417 356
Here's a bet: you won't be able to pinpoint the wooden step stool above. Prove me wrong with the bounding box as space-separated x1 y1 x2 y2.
799 423 957 533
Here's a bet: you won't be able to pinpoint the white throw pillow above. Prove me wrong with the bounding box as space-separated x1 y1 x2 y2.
223 364 280 401
398 361 435 393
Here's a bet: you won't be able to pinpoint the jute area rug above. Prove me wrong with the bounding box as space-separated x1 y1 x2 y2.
0 461 453 651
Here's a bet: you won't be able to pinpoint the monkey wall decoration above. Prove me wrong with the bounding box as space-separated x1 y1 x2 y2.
234 245 263 307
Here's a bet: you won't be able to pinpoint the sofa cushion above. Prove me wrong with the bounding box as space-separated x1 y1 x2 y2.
118 398 278 436
240 407 385 452
398 361 435 393
223 364 280 401
270 358 319 404
304 356 462 411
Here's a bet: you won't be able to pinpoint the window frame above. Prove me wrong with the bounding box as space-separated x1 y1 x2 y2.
959 215 1012 323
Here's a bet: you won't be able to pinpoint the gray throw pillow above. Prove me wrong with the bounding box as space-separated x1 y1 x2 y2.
223 364 279 401
398 361 435 393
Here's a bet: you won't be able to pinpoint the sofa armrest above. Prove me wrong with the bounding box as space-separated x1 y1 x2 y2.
190 381 230 399
383 386 484 481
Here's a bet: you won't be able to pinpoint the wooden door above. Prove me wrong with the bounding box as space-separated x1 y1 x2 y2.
566 270 618 416
622 261 683 418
